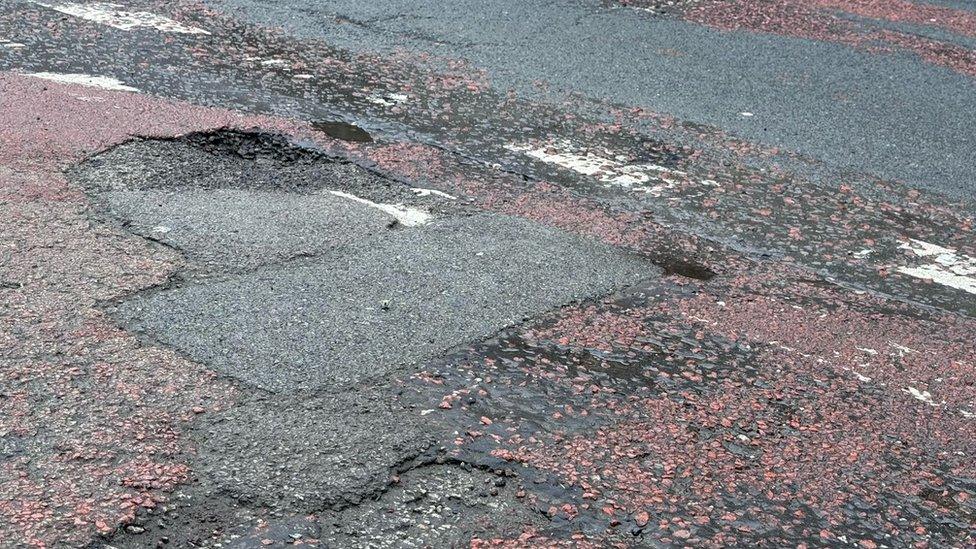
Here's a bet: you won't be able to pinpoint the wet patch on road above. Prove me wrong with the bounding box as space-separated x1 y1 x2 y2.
395 270 976 546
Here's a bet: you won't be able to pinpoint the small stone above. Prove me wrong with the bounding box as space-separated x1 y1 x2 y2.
191 406 205 414
635 511 650 527
125 525 146 534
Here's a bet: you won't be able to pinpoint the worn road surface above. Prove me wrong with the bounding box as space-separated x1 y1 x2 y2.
1 0 975 547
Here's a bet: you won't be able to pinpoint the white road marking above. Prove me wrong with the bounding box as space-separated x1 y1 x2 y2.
903 386 939 406
367 92 409 107
1 39 25 48
32 2 210 34
260 59 290 68
411 188 457 200
856 347 878 355
328 190 431 227
27 72 139 92
505 140 686 194
889 342 916 357
896 239 976 295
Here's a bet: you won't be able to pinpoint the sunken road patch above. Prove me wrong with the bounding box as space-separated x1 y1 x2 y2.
75 131 658 393
198 390 437 512
74 130 657 544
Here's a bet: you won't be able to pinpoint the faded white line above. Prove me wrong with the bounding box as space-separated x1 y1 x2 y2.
27 72 138 92
411 188 457 200
367 92 409 107
328 190 431 227
505 140 686 194
260 59 290 68
897 239 976 295
0 39 25 48
32 2 210 34
903 386 939 407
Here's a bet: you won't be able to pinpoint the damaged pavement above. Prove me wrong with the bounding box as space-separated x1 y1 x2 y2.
71 130 654 545
1 0 975 547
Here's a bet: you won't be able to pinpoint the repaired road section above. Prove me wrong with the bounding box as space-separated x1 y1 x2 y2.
0 0 974 547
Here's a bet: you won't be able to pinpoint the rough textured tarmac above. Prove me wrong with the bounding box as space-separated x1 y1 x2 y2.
74 135 451 275
197 390 437 512
115 210 656 392
76 132 657 393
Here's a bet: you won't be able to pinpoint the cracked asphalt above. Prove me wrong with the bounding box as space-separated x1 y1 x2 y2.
0 0 974 547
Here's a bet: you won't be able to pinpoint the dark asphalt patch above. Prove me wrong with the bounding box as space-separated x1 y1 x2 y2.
75 131 426 205
72 130 657 547
301 464 547 548
77 132 657 393
198 390 436 512
99 188 391 274
105 462 546 548
74 133 452 275
117 214 656 392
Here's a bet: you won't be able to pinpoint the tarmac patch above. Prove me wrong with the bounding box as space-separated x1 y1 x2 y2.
197 390 436 511
75 131 657 392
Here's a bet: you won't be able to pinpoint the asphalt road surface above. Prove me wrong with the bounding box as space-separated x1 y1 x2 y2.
1 1 974 547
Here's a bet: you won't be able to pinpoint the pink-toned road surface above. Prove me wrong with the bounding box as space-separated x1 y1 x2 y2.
1 0 974 547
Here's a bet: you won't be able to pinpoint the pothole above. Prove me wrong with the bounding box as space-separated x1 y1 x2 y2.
653 253 716 280
73 131 452 276
75 130 659 393
312 119 374 142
